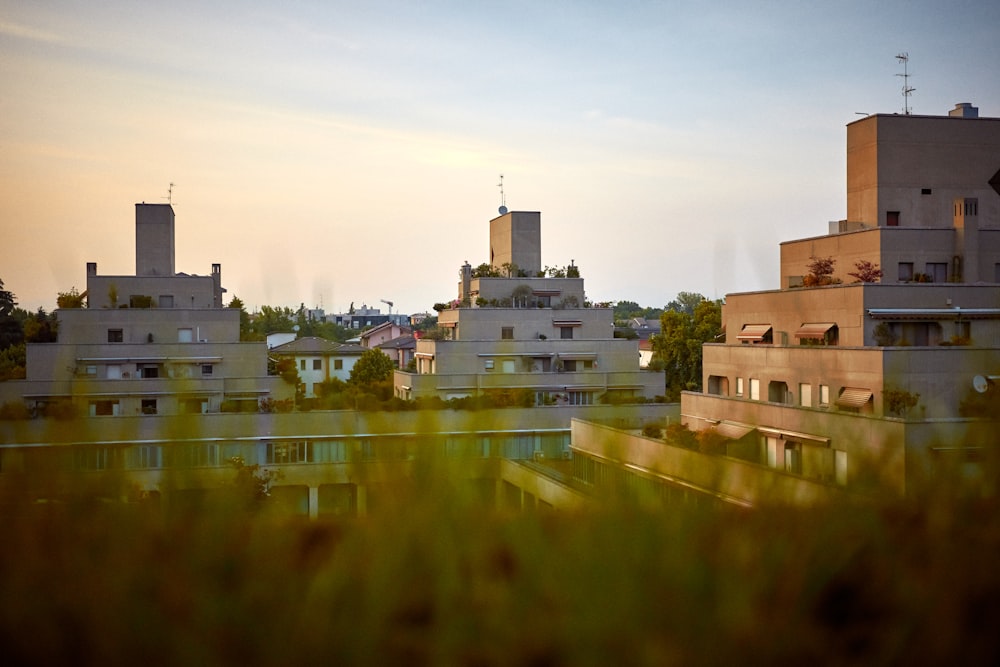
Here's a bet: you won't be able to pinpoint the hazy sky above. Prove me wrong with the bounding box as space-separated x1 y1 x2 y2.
2 1 998 315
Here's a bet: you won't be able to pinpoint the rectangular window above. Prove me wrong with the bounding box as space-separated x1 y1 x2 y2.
736 377 744 396
926 262 948 283
334 359 343 370
108 329 123 343
921 188 932 195
749 378 760 401
886 211 900 226
158 295 175 308
300 359 306 371
501 327 514 340
784 442 802 474
898 262 914 281
178 328 193 343
560 327 574 340
313 359 322 371
819 384 830 405
201 364 213 376
835 450 848 486
501 359 515 374
567 391 593 406
562 360 577 372
140 365 159 379
799 383 812 407
141 399 157 415
106 365 122 380
89 400 119 417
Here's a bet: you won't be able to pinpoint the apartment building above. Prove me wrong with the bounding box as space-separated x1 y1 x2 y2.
681 104 1000 497
394 210 662 404
7 203 287 416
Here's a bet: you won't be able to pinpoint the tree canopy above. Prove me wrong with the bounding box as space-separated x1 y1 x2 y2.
651 294 722 401
349 348 396 386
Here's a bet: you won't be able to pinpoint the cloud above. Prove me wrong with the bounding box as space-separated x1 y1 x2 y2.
0 21 63 44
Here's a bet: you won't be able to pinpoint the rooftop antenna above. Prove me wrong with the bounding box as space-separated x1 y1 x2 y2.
163 182 175 204
497 174 508 215
896 52 914 115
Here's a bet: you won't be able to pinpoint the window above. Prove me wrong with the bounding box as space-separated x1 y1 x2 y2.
560 327 574 340
178 328 193 343
300 359 306 371
484 359 495 371
334 359 343 370
106 365 122 380
108 329 123 343
501 359 516 374
267 441 312 464
567 391 594 406
926 262 948 283
141 399 157 415
784 442 802 474
313 359 322 371
159 295 174 308
736 377 744 396
886 211 900 226
800 383 812 407
201 364 213 376
562 360 577 372
749 378 760 401
501 326 514 340
898 262 914 281
819 384 830 405
921 188 932 195
835 450 848 486
89 400 119 417
140 365 159 379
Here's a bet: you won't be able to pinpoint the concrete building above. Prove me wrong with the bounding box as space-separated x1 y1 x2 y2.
268 337 366 397
394 209 662 404
680 105 1000 497
1 203 287 416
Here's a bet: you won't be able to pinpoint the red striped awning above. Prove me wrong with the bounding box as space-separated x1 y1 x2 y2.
737 324 772 342
794 322 836 339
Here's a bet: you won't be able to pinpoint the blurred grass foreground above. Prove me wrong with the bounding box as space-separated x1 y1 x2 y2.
3 464 1000 665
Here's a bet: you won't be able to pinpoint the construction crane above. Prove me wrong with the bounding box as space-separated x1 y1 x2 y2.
380 299 393 315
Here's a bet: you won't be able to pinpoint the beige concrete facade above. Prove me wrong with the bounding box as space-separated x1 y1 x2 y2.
395 210 662 403
680 107 1000 498
0 203 287 416
489 210 541 275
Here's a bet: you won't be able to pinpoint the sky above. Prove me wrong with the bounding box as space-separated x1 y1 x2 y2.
2 1 999 316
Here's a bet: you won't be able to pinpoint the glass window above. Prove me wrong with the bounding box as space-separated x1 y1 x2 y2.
800 383 812 407
334 359 343 370
736 377 744 396
313 359 322 371
501 327 514 340
819 384 830 405
560 327 574 339
178 328 193 343
141 399 157 415
300 359 306 371
898 262 914 281
749 378 760 401
201 364 213 376
108 329 123 343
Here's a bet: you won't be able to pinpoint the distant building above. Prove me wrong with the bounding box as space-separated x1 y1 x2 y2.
394 210 662 404
681 104 1000 497
268 337 366 397
0 203 287 416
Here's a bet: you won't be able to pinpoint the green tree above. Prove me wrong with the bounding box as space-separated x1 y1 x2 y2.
652 295 722 401
349 348 395 386
665 291 705 316
228 296 254 341
0 278 21 350
56 287 86 309
23 308 57 343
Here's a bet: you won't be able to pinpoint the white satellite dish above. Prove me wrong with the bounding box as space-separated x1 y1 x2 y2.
973 375 991 393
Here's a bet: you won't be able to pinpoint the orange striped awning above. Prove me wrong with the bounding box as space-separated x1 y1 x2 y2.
836 388 872 408
794 322 836 339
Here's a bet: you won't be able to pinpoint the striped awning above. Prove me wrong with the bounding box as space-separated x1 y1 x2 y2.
558 353 597 360
794 322 836 339
736 324 772 342
836 388 873 408
552 319 583 327
714 421 756 440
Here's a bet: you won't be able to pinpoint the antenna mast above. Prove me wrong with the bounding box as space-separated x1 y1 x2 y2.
163 182 175 204
497 174 508 215
896 53 914 115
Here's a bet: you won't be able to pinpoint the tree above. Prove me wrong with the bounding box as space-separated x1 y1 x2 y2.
802 256 839 287
665 292 705 316
651 294 722 401
0 278 15 318
23 308 57 343
848 260 883 283
349 348 395 386
56 287 86 309
0 278 21 351
228 296 254 341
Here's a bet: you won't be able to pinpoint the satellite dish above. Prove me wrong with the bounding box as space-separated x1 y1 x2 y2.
973 375 991 393
498 205 508 215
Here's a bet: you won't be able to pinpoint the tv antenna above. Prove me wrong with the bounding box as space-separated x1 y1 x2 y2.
497 174 508 215
896 53 914 115
163 182 175 204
